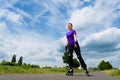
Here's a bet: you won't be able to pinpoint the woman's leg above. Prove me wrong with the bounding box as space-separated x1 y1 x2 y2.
74 42 89 76
74 42 87 69
68 45 74 69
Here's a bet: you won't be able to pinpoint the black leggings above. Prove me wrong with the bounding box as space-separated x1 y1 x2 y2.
68 41 87 69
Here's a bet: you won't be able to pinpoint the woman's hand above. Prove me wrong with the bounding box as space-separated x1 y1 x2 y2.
74 44 77 48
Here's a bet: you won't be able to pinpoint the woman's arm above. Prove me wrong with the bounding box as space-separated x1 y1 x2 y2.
74 34 77 48
74 34 77 42
66 38 68 46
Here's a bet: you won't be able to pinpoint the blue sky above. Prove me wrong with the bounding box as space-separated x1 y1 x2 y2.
0 0 120 68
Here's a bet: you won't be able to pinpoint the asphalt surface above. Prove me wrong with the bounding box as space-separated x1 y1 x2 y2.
0 72 119 80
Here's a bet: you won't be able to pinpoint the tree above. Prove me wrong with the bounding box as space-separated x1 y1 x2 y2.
62 51 69 65
18 56 23 66
73 58 80 68
98 60 113 70
105 61 113 69
62 51 80 68
11 54 16 63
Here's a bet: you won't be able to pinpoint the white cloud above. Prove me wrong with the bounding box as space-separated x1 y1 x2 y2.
81 28 120 47
0 22 7 32
0 0 18 8
0 8 25 26
6 11 22 23
68 0 120 34
69 0 81 9
84 0 91 2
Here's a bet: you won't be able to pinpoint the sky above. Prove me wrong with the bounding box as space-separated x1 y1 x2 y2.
0 0 120 68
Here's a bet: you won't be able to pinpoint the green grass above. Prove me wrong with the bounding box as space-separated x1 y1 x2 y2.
0 65 85 75
101 69 120 79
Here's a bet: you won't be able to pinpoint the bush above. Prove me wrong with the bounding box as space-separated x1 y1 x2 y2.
31 64 39 68
73 58 80 68
98 60 113 70
1 60 16 66
9 62 16 66
1 60 10 65
22 63 39 68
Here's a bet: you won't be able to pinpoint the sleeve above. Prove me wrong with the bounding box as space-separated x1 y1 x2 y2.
73 30 76 35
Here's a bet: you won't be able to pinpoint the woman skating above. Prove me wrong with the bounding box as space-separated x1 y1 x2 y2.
65 23 89 76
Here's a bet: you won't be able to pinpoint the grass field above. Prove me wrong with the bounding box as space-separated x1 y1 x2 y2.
0 65 84 75
0 65 119 79
101 69 120 79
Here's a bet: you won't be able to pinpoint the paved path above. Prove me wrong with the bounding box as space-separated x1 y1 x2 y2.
0 72 119 80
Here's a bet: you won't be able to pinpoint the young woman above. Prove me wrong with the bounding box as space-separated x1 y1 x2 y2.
65 23 89 76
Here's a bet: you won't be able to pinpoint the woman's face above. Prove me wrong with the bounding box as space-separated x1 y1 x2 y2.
67 24 72 31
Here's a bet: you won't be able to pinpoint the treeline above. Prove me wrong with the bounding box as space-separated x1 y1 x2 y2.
0 54 39 68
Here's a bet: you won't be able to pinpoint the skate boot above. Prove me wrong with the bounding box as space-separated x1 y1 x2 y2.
84 69 90 76
66 68 73 76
